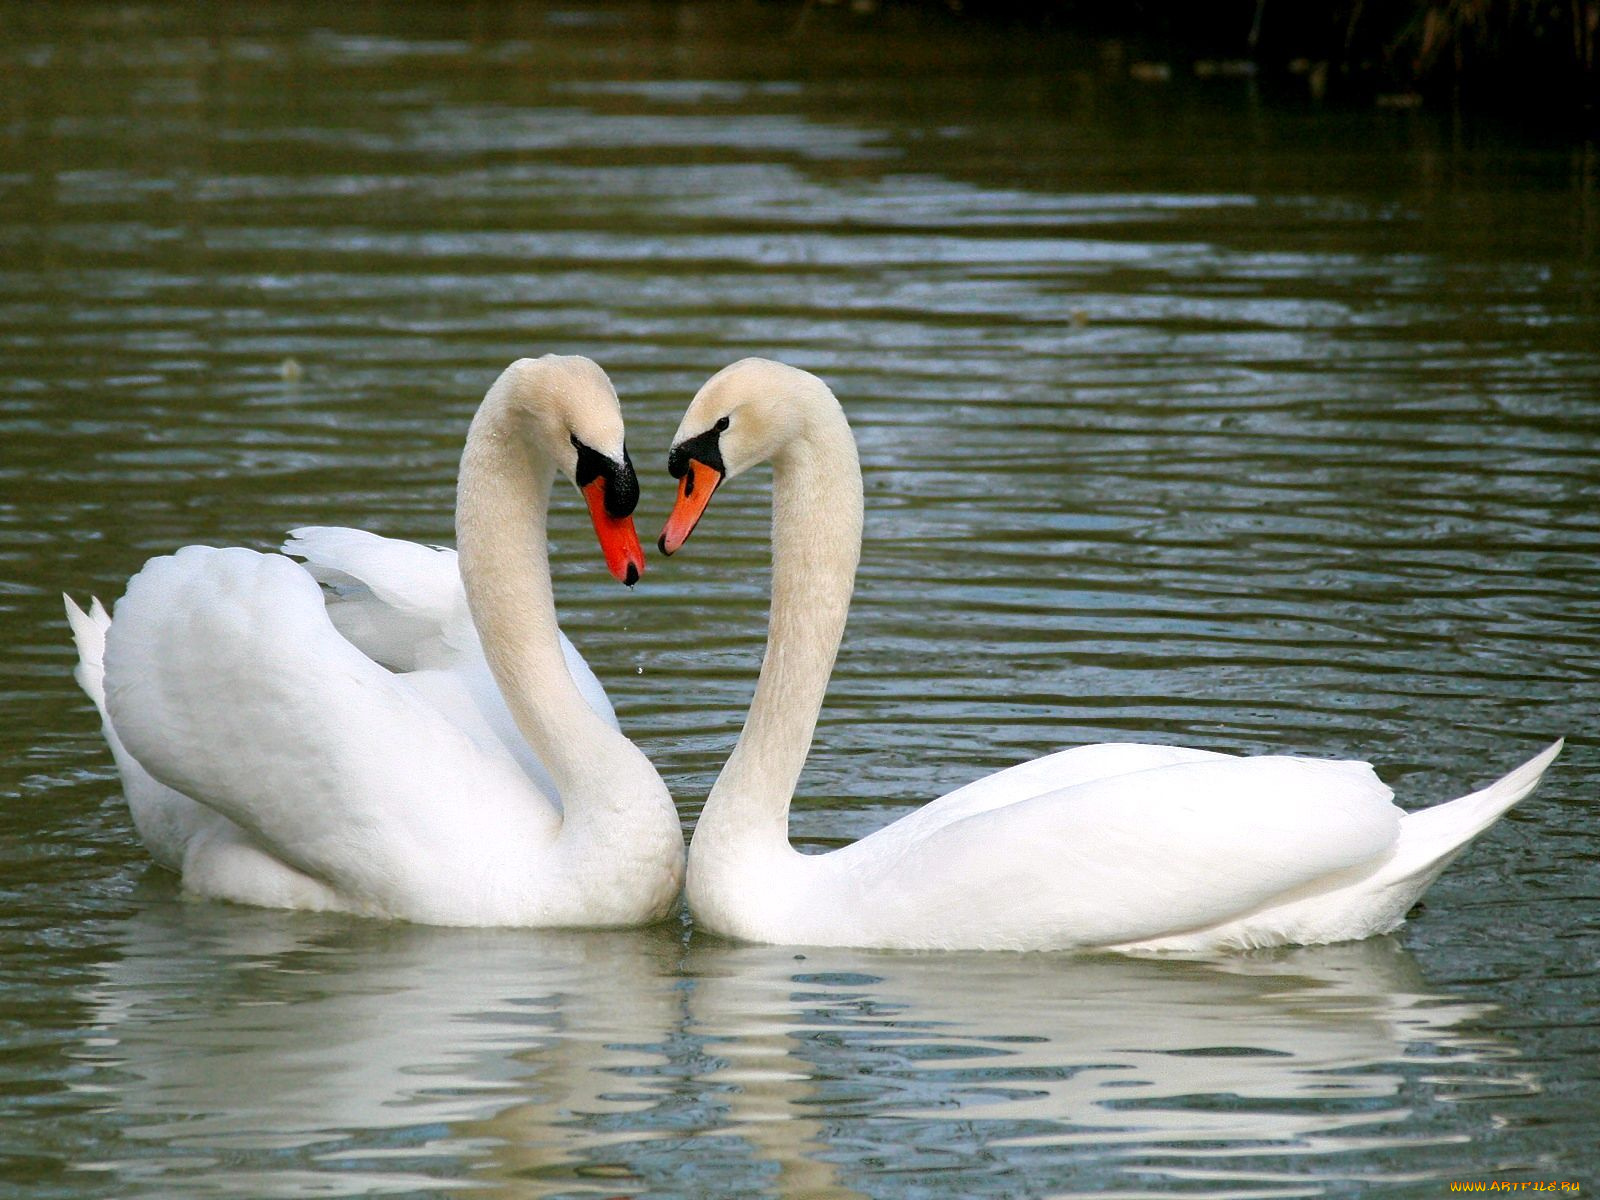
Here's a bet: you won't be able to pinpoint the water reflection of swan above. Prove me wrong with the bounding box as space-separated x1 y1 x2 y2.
75 900 686 1196
681 938 1532 1191
74 903 1531 1196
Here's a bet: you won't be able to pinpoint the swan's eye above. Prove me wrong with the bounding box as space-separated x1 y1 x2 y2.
667 421 728 480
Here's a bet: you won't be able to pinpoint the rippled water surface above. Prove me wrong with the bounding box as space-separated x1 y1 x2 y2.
3 3 1598 1196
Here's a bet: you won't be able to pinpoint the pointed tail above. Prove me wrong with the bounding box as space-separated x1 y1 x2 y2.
64 594 113 713
1385 739 1565 887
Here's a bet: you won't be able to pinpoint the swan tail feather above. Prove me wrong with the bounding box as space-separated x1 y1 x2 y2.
1267 740 1567 947
64 593 110 711
1116 742 1565 952
1380 738 1564 887
65 591 211 872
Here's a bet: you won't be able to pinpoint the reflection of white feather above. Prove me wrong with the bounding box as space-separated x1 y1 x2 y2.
76 903 686 1189
685 939 1521 1148
77 912 1520 1196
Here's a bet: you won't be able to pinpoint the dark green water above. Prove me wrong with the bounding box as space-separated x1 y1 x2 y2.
2 3 1597 1196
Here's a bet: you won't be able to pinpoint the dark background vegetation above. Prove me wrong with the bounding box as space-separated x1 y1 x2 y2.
888 0 1598 125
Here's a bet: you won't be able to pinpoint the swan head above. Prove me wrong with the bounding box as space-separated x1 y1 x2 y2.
492 355 645 585
658 358 832 554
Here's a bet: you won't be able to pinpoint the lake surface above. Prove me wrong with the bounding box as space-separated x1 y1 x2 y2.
2 2 1597 1196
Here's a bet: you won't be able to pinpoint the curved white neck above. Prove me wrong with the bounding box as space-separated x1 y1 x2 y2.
693 396 863 860
454 387 655 841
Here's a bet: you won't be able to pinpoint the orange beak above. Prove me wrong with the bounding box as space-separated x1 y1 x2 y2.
581 478 645 586
658 459 723 555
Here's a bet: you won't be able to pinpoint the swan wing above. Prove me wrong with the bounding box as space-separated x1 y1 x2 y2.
103 545 561 922
284 526 619 730
883 742 1235 842
840 754 1400 950
284 526 465 670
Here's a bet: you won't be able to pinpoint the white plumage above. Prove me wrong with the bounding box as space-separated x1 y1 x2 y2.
668 358 1563 952
67 356 682 926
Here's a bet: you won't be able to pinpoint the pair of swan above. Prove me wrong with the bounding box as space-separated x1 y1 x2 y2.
68 355 1563 950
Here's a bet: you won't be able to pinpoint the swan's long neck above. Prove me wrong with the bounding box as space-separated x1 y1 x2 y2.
695 397 863 861
454 388 654 844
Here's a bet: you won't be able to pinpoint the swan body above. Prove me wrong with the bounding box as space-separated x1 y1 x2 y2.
68 356 683 927
661 358 1563 952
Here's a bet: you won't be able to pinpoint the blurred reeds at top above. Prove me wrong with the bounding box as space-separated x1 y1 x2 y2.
829 0 1598 127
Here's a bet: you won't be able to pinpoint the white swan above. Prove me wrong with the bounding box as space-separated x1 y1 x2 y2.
658 358 1563 952
66 355 683 926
